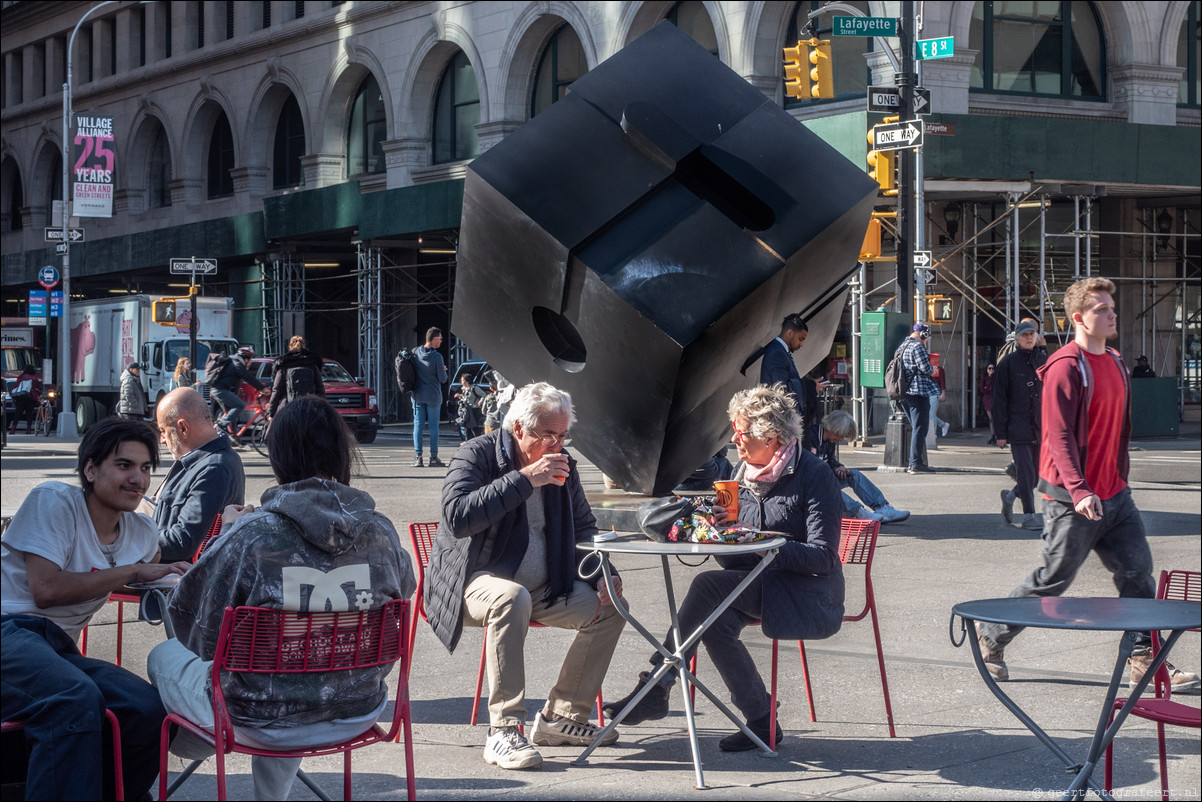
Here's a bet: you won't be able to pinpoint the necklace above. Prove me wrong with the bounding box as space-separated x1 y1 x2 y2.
98 526 121 569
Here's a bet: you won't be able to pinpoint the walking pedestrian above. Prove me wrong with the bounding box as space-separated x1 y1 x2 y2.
993 319 1046 530
981 363 996 444
411 328 448 467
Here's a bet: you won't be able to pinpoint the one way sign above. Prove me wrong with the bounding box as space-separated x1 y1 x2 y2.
872 120 925 151
169 257 218 275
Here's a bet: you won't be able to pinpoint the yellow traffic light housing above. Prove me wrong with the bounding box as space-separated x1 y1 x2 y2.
782 41 808 100
152 298 178 324
859 219 883 261
807 38 833 99
866 128 897 194
928 295 954 324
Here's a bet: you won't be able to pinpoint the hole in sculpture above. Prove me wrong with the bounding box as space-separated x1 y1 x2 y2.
531 306 586 373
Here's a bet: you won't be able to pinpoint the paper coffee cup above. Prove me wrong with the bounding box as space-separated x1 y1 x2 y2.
713 480 739 520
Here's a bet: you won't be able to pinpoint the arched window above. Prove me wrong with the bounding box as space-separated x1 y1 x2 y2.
2 157 23 232
207 111 234 198
346 74 385 176
46 149 62 206
531 25 586 117
667 1 718 56
432 50 481 164
785 1 873 107
273 93 305 188
1179 0 1200 107
969 1 1105 98
147 121 172 208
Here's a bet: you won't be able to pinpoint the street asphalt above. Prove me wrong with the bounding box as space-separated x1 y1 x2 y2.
1 420 1199 800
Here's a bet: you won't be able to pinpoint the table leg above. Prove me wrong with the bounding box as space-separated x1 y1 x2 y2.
662 556 708 789
1062 629 1186 801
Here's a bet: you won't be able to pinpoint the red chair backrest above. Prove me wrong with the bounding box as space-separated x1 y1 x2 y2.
408 522 437 576
193 514 224 561
1150 569 1200 698
838 518 880 567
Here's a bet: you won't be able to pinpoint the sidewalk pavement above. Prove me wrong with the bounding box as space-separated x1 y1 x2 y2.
3 425 1199 800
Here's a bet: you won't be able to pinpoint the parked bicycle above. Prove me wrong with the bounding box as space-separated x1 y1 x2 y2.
34 386 58 437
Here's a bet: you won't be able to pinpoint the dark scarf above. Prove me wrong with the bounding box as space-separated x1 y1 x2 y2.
487 430 578 605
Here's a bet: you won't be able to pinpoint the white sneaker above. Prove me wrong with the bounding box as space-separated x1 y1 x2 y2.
531 711 619 747
483 726 543 770
941 422 950 437
854 507 885 522
875 504 910 523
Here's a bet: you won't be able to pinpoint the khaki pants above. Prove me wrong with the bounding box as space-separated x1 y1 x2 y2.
462 573 626 728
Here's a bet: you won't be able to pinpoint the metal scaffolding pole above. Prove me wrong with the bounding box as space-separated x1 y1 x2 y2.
357 244 382 408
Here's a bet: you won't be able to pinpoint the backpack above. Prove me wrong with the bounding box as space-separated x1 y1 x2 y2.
394 349 417 395
884 343 909 401
285 364 319 401
12 378 32 397
204 351 232 387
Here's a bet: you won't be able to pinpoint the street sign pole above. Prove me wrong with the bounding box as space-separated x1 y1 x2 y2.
190 273 198 372
915 37 927 325
895 0 915 317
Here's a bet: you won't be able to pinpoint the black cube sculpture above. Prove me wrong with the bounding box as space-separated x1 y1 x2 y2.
454 21 877 495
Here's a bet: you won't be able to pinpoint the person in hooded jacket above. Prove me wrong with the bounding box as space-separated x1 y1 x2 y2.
267 335 326 419
117 362 147 420
147 396 416 800
993 319 1047 530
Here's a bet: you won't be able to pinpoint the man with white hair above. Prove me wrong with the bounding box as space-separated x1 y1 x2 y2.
424 382 626 770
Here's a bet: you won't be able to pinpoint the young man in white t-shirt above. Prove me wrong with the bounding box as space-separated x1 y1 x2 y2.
1 417 190 800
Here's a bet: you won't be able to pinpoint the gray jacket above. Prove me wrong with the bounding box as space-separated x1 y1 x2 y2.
154 436 246 562
117 368 147 416
424 430 599 654
412 345 447 407
168 478 416 729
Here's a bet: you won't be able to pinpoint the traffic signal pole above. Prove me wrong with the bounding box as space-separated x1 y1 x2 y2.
895 0 915 316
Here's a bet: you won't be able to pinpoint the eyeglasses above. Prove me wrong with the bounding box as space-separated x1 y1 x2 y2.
531 429 571 447
731 422 758 442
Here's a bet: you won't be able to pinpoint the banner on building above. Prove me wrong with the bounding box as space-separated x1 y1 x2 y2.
72 113 115 218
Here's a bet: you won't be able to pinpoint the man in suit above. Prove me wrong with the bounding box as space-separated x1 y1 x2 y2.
758 313 817 450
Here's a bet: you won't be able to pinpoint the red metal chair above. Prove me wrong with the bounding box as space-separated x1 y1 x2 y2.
689 518 895 746
2 709 125 800
85 515 224 664
1104 569 1201 799
158 599 415 801
405 522 604 733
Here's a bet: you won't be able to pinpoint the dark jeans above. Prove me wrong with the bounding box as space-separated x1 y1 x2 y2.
1010 441 1039 515
10 396 35 431
979 486 1155 650
900 394 930 468
211 387 244 429
1 614 166 800
647 569 771 722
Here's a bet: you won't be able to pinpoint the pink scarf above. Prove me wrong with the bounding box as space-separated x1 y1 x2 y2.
743 439 797 485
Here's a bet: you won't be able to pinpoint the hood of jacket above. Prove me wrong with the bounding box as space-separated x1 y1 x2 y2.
257 477 379 556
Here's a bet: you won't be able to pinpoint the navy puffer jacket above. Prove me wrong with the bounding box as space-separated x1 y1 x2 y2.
723 446 845 640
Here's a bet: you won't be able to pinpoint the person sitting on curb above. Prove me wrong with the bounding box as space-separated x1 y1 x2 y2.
818 410 910 524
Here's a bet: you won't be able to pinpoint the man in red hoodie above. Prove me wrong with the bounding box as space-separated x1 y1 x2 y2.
976 277 1199 693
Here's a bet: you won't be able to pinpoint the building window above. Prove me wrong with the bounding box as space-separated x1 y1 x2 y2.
531 24 586 117
1180 0 1200 106
262 1 271 29
433 50 481 164
785 1 872 106
207 111 235 198
273 94 305 188
3 157 23 232
667 1 718 55
137 7 146 67
346 74 385 176
226 1 235 40
46 149 62 205
197 1 205 49
295 1 305 20
148 123 172 208
164 2 172 58
970 1 1105 98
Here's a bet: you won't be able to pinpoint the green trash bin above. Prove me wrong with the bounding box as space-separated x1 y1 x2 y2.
1129 377 1179 438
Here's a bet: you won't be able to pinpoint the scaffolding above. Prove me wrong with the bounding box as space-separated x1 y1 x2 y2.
260 252 304 358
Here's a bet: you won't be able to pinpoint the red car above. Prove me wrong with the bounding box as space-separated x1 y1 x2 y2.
250 357 381 444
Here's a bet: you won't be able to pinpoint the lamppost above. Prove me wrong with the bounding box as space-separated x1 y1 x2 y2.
57 0 126 437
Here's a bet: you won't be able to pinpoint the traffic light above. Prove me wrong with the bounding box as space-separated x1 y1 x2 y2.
152 298 177 324
782 41 807 99
928 296 954 324
866 128 897 194
807 38 833 99
859 219 882 261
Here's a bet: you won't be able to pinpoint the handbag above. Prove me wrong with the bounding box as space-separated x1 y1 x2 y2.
637 495 768 544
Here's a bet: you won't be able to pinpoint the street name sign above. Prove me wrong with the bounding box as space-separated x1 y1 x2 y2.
871 120 924 151
916 36 954 60
169 257 218 275
44 227 84 243
913 251 933 269
833 16 897 37
867 86 931 114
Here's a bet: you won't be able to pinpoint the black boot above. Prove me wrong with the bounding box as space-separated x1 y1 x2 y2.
601 671 671 725
718 711 782 752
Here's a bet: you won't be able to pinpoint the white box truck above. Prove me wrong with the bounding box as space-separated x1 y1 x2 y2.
68 294 238 430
